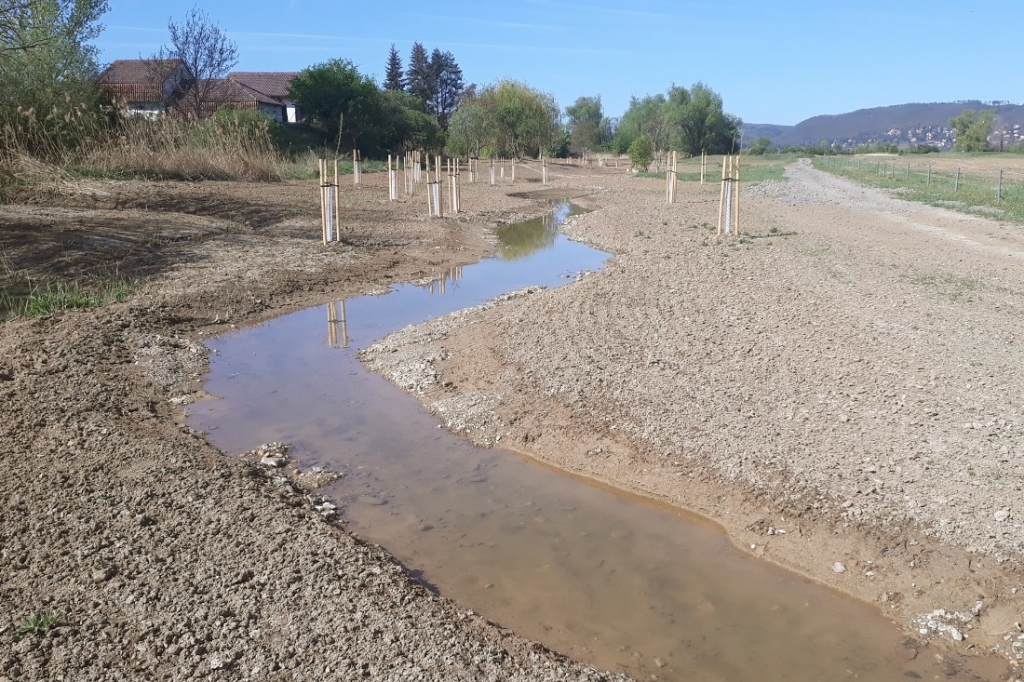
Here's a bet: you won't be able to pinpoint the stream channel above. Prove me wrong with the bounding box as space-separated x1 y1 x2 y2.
189 201 1000 681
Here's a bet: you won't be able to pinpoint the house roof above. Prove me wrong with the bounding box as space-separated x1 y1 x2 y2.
200 79 280 106
99 59 184 85
227 72 299 101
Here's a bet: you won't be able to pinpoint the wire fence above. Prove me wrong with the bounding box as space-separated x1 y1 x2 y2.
816 155 1024 222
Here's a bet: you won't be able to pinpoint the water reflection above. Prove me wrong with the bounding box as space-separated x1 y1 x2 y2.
495 201 582 261
326 300 349 348
413 265 464 296
189 199 1005 682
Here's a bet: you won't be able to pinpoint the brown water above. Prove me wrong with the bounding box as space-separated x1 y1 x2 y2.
189 202 1001 681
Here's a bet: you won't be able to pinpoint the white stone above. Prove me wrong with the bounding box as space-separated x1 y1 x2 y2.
995 510 1011 522
832 562 847 573
950 627 964 642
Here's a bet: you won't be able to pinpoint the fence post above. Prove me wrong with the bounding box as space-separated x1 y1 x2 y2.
998 169 1003 200
955 167 960 192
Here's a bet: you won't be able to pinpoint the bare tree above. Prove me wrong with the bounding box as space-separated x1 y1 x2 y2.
152 6 237 120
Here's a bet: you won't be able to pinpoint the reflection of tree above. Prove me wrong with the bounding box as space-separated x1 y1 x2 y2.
495 201 573 261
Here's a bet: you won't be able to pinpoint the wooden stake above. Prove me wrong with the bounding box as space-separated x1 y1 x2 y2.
734 155 740 236
717 156 727 235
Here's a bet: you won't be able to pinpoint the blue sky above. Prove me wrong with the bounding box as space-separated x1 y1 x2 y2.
96 1 1018 126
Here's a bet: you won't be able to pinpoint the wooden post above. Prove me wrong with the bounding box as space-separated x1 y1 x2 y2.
927 164 931 185
998 169 1003 200
319 159 327 245
734 155 740 236
955 167 960 192
717 155 727 235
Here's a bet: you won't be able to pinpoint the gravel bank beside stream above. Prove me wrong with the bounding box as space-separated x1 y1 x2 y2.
362 161 1024 662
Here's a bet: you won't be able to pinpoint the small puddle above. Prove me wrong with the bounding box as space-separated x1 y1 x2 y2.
190 201 1002 681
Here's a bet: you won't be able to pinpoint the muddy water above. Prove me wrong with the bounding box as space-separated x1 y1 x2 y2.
190 202 1000 682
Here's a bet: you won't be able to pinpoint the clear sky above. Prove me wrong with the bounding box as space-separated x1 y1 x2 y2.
96 1 1019 126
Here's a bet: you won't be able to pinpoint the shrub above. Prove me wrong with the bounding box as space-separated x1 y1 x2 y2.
628 136 653 172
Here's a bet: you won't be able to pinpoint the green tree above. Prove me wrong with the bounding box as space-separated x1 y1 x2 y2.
405 41 431 105
427 48 463 130
384 43 403 91
379 89 442 152
949 109 994 152
0 0 110 157
614 94 667 154
288 58 384 151
446 100 490 157
628 135 653 171
565 95 607 152
747 136 771 155
664 82 741 156
475 80 559 158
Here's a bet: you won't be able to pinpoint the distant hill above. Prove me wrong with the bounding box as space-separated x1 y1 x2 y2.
742 101 1024 150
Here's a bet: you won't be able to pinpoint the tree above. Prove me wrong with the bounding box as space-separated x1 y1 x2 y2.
0 0 106 57
664 82 741 156
0 0 109 156
565 95 608 152
614 94 667 154
288 58 383 151
446 100 490 157
405 41 431 105
747 136 771 155
475 80 559 158
428 48 463 130
628 135 653 171
378 89 442 153
949 109 994 152
153 7 238 120
384 43 403 91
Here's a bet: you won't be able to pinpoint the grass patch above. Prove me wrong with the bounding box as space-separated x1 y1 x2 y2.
815 156 1024 224
636 160 787 184
1 278 136 321
17 611 62 635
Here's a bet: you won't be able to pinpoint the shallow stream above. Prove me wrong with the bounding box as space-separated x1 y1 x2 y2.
190 202 999 681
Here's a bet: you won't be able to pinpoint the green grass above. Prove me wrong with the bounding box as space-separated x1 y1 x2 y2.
814 156 1024 224
635 159 788 184
1 278 136 321
17 611 62 635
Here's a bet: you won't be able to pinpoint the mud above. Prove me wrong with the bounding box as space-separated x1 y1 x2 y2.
0 169 630 680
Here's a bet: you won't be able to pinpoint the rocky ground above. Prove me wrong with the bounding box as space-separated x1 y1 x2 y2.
361 159 1024 665
0 170 628 681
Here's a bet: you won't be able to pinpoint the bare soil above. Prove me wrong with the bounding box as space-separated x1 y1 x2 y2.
361 160 1024 671
0 170 628 681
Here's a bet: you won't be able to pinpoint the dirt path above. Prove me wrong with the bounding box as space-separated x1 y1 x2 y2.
362 162 1024 669
0 171 629 681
